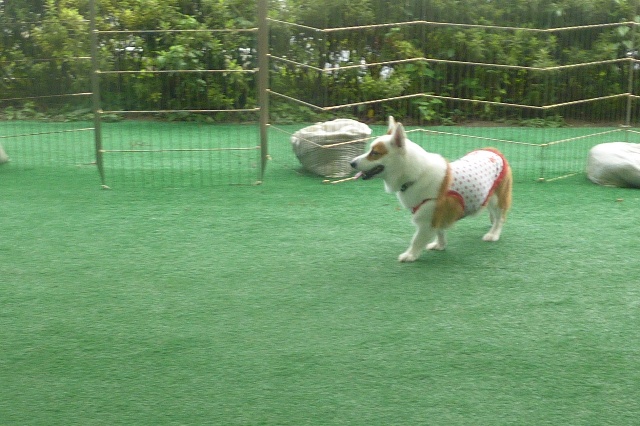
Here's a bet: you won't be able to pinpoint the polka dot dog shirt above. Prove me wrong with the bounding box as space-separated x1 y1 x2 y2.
448 149 507 217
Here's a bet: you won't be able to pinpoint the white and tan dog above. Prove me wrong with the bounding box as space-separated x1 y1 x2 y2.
350 117 512 262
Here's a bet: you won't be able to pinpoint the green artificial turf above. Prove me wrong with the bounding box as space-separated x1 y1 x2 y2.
1 156 639 424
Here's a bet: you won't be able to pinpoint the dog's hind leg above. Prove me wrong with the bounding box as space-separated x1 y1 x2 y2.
482 164 512 242
426 230 446 251
483 195 505 241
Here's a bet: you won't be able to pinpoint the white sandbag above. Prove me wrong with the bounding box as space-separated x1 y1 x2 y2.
0 144 8 165
586 142 640 188
291 119 371 178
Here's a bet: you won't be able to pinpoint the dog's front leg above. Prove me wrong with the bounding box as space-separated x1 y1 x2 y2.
398 225 436 262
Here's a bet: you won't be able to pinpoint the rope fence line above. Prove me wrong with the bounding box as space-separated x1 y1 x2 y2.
281 126 591 151
543 128 624 147
101 146 260 153
101 108 259 114
0 93 93 103
270 125 374 149
540 172 582 182
413 128 542 148
271 123 542 149
270 54 632 73
0 127 95 140
539 94 631 110
268 90 326 111
1 19 90 25
337 94 538 111
97 69 257 74
269 122 615 150
96 28 258 34
0 57 92 65
268 18 631 34
269 89 630 112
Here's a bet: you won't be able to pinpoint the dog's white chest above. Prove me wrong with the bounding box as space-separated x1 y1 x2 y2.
449 150 505 216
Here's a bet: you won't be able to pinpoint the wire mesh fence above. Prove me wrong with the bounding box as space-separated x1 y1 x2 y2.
94 22 263 187
100 118 261 188
2 1 640 187
267 18 640 183
0 0 265 188
0 13 95 172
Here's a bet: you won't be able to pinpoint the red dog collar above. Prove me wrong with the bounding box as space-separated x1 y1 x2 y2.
411 198 434 214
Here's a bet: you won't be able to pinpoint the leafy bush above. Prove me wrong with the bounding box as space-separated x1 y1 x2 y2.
0 0 637 124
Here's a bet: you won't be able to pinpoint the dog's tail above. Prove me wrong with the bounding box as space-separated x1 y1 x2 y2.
483 148 512 213
497 161 512 212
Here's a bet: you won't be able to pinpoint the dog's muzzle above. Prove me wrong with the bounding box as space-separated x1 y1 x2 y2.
351 162 385 180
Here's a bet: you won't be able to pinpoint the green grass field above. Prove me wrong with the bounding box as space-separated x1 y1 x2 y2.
1 122 640 425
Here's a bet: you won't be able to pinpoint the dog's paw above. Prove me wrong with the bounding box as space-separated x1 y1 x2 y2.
426 242 445 251
482 233 500 242
398 251 418 262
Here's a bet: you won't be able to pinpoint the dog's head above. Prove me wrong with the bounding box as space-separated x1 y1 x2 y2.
350 116 407 180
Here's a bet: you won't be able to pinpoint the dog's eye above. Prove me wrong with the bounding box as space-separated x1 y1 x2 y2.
367 143 387 161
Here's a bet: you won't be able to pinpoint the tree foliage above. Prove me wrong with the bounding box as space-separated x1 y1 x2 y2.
0 0 638 122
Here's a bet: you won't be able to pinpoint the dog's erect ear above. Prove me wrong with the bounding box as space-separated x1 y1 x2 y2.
386 116 396 134
391 122 406 149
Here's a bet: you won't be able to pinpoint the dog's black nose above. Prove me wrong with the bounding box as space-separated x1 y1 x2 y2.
350 160 357 168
